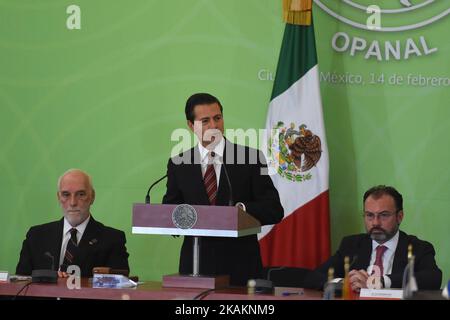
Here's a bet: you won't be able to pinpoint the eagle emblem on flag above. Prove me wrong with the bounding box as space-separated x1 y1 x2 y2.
268 121 322 182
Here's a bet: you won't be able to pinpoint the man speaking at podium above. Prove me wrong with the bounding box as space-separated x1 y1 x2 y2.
163 93 283 286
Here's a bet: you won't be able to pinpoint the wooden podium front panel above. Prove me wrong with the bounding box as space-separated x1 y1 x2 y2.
132 204 261 237
133 204 237 229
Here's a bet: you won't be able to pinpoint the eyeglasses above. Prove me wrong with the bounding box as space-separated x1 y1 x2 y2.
363 211 396 221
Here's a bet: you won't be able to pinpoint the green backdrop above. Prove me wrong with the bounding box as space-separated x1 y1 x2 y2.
1 0 448 286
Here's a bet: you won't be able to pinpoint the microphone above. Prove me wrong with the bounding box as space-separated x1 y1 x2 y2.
267 266 286 282
145 174 168 204
44 252 55 271
31 252 57 283
248 266 282 294
211 151 233 206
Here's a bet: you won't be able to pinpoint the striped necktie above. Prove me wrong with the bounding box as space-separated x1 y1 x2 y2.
61 228 78 271
204 157 217 205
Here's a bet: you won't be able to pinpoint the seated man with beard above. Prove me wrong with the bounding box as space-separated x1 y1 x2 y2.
304 185 442 292
16 169 129 278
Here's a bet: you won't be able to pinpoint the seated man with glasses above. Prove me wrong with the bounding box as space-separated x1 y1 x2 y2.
16 169 130 278
304 185 442 292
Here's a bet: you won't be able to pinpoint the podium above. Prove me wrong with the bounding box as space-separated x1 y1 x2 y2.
132 203 261 288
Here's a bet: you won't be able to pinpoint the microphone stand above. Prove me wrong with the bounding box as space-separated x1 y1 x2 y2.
145 174 167 204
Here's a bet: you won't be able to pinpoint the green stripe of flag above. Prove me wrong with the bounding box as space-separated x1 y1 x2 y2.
270 22 318 100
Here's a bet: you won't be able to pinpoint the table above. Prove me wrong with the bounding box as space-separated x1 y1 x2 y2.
0 278 323 300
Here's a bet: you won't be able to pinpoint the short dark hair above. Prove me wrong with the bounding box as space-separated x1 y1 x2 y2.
185 93 223 122
363 185 403 212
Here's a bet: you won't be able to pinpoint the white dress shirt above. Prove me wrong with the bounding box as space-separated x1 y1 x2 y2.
367 230 400 288
58 215 91 268
197 137 225 185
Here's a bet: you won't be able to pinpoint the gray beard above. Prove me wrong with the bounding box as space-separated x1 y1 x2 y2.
370 232 387 242
370 225 399 244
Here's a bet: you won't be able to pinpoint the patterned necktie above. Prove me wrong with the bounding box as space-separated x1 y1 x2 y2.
373 245 387 275
204 158 217 205
61 228 78 271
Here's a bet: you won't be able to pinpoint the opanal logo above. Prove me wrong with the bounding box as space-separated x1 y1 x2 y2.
314 0 449 61
315 0 449 32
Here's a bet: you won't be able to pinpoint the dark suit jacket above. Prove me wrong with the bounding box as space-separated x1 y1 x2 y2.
162 140 284 286
16 217 130 277
304 230 442 290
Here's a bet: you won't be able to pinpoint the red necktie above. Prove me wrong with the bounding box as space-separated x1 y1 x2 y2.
204 163 217 205
373 245 387 275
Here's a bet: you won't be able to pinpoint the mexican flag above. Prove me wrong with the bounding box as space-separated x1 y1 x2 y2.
259 7 330 269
